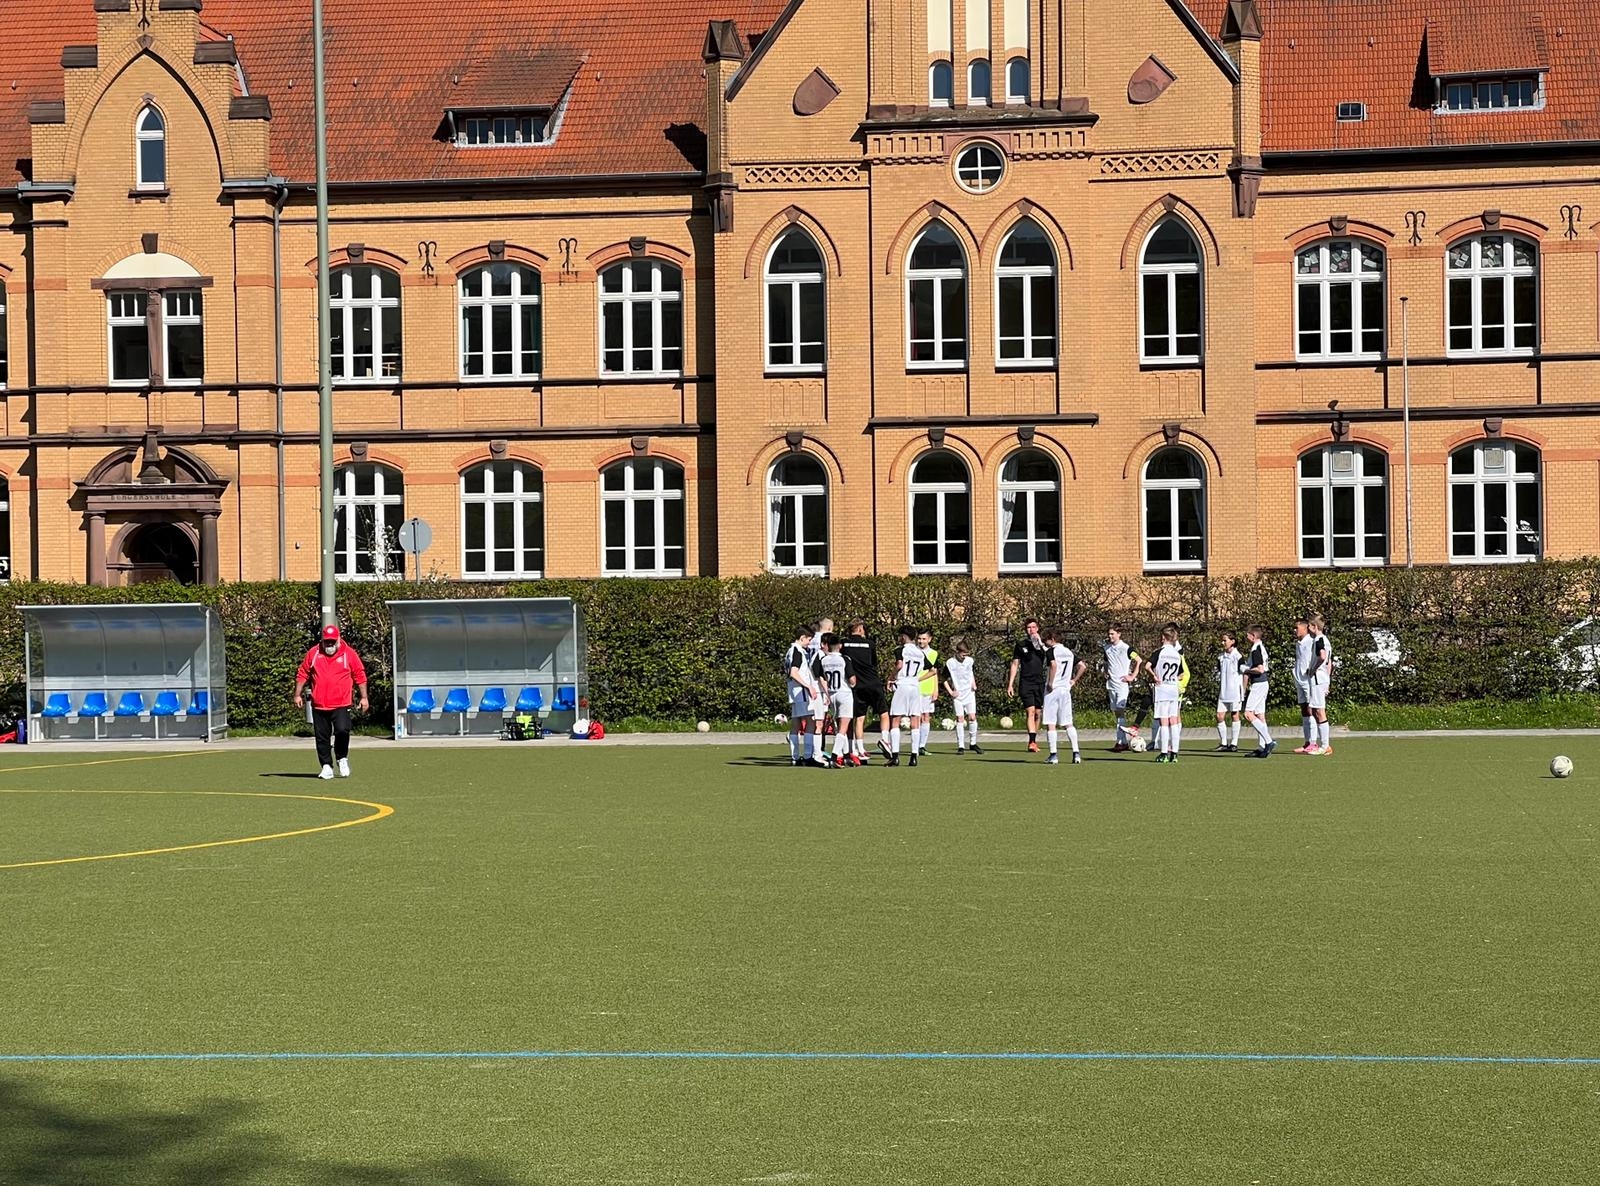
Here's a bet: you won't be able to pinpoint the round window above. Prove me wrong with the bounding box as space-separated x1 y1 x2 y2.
953 142 1005 194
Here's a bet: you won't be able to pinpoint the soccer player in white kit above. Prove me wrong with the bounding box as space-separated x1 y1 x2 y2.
887 625 927 767
1292 616 1333 754
1146 625 1186 764
1306 613 1333 755
1215 630 1245 751
943 640 982 754
808 617 835 734
1042 627 1086 765
1102 626 1140 751
1241 624 1275 757
813 632 858 768
784 624 823 766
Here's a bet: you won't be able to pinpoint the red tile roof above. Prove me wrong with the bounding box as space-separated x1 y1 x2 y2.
1 0 787 187
1262 0 1600 153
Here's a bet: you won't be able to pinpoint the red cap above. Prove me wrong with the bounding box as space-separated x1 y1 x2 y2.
321 625 341 642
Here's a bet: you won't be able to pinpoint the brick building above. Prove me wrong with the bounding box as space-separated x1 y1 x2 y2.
1 0 1596 585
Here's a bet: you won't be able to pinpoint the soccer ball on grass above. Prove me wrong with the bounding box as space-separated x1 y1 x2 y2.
941 717 955 731
1551 755 1574 779
999 716 1014 730
696 721 711 733
1128 735 1149 753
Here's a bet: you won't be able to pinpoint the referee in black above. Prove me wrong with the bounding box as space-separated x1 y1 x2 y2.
1006 616 1049 753
842 619 890 762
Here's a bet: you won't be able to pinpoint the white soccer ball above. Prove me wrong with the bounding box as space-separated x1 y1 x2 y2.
696 720 710 733
941 717 955 731
774 713 787 725
999 716 1014 730
1551 755 1574 779
1128 735 1148 753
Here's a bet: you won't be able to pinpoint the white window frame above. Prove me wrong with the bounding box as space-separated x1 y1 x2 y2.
0 279 8 389
333 463 405 581
1445 234 1537 358
460 461 544 579
953 142 1005 194
766 455 829 576
907 453 972 574
1294 240 1385 361
162 289 204 386
905 226 968 370
995 221 1056 367
107 291 151 387
1297 445 1389 568
763 232 826 375
135 104 166 191
331 265 402 384
1141 448 1206 572
455 112 548 146
1005 57 1029 104
458 263 542 381
997 449 1060 574
599 261 683 378
930 60 954 107
601 459 686 577
0 475 10 581
1138 220 1203 366
1448 441 1541 564
967 59 991 106
1437 76 1543 113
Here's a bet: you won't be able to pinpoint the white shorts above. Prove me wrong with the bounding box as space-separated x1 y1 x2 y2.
1307 681 1329 711
952 691 977 717
1042 688 1074 728
890 684 923 719
789 686 819 719
1107 683 1131 711
1153 691 1181 718
829 690 855 720
1244 683 1269 714
921 692 936 715
1217 698 1241 714
1295 679 1312 705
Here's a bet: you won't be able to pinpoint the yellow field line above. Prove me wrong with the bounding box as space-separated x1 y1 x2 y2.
0 789 394 870
0 750 221 776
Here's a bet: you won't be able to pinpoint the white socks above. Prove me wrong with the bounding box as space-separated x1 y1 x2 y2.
1155 723 1167 753
834 731 849 760
1066 726 1080 755
1231 719 1241 747
1318 720 1330 748
788 729 800 761
1047 727 1058 755
1303 717 1314 744
1171 723 1182 753
1217 721 1228 746
968 720 979 746
889 726 901 754
1251 716 1272 747
919 721 930 750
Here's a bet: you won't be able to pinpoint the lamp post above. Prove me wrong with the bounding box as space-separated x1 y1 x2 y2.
1401 295 1413 568
313 0 336 626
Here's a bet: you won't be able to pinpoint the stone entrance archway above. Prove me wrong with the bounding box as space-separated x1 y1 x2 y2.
75 433 227 586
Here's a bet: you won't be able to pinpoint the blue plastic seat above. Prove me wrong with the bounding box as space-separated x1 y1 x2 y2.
114 691 147 717
151 692 182 717
552 684 577 711
187 690 210 715
41 693 72 718
406 689 436 714
79 692 110 718
478 687 508 713
442 687 472 714
514 687 543 713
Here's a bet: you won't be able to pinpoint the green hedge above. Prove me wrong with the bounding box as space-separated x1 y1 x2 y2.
2 565 1599 729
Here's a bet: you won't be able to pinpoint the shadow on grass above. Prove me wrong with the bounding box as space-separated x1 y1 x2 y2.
0 1075 528 1185
256 772 326 780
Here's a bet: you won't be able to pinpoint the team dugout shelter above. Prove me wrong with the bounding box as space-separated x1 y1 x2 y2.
388 598 587 738
21 603 227 742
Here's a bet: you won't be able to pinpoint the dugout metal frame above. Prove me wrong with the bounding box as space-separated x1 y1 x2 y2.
20 603 227 742
387 598 587 739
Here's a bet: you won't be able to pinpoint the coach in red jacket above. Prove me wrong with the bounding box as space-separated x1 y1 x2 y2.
293 624 370 780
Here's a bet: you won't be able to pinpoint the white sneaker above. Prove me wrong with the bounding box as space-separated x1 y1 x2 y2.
318 765 335 780
337 758 351 778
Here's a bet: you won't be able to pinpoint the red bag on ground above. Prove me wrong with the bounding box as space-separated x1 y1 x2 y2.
587 721 605 740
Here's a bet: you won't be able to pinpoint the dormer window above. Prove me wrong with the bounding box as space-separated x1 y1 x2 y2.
1438 76 1542 113
453 111 549 147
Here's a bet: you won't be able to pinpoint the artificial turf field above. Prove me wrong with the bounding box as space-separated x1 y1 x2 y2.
0 738 1596 1184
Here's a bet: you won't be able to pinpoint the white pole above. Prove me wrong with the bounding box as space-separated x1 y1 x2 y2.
1401 296 1413 568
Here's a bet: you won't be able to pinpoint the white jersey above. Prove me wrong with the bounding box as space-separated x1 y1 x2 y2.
1243 639 1269 681
1218 648 1244 703
1153 643 1185 692
1311 632 1332 686
896 643 927 686
945 656 975 697
1294 633 1316 683
784 643 817 695
815 652 852 697
1048 645 1076 691
1103 639 1136 692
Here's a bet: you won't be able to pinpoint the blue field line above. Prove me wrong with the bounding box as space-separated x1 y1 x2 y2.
0 1048 1597 1068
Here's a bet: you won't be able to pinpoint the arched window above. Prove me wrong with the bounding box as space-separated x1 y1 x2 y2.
600 260 683 376
930 60 954 106
906 224 967 369
0 475 10 581
1296 240 1384 359
462 461 544 578
331 265 402 383
968 59 992 105
136 105 166 190
998 449 1060 573
602 458 685 576
1142 447 1205 571
1139 218 1202 364
767 454 829 575
1006 57 1029 104
765 231 826 373
908 451 971 572
996 219 1056 366
1447 234 1537 356
333 462 404 579
1449 441 1540 562
1298 445 1388 566
459 263 541 379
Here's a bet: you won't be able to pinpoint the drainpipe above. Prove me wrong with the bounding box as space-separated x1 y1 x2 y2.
272 180 289 581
